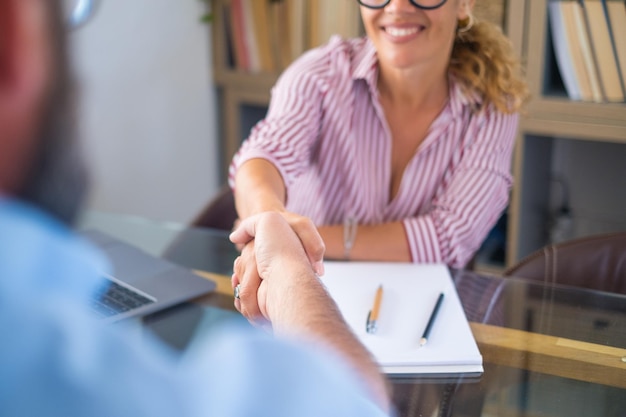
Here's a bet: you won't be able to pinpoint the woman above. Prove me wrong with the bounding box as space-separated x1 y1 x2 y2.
229 0 528 269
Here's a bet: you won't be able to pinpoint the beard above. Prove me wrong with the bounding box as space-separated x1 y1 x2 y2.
18 90 89 226
17 0 88 226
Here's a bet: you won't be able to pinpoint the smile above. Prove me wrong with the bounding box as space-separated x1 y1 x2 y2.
384 26 421 38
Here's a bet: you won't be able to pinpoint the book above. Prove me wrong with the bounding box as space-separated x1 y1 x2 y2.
268 0 292 70
318 0 340 45
308 0 361 48
336 0 362 40
228 0 250 71
250 0 275 73
605 0 626 95
549 1 582 100
307 0 322 48
557 1 596 100
582 0 624 101
241 0 261 73
287 0 308 62
320 262 484 376
576 0 605 101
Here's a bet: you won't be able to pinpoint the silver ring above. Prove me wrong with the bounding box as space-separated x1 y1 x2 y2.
234 284 241 299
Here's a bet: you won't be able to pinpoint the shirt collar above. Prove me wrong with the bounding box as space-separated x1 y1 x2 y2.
448 76 484 118
351 38 379 95
350 38 484 118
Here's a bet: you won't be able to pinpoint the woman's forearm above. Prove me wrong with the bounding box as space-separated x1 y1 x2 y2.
318 222 411 262
234 158 287 218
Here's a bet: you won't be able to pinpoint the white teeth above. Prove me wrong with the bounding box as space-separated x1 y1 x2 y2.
385 27 419 37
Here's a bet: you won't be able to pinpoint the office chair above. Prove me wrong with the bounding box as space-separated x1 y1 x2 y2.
504 232 626 294
161 185 238 273
189 185 238 231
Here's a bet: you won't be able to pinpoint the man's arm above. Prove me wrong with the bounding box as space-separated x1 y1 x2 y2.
230 213 391 412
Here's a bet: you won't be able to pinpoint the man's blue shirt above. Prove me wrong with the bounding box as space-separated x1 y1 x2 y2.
0 200 387 416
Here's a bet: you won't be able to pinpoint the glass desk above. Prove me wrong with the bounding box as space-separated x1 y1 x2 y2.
80 211 626 417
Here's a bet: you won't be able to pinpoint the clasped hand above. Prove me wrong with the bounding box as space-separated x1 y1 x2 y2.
229 211 325 327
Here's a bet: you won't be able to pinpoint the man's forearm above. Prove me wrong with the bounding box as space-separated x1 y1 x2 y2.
268 261 391 413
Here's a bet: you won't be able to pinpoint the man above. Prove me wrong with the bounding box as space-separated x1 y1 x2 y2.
0 0 391 415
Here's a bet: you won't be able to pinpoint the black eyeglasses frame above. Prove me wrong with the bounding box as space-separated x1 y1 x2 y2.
357 0 448 11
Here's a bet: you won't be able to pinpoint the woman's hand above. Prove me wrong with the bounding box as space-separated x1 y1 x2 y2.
230 212 325 325
274 210 326 276
231 241 266 326
233 159 325 275
234 209 325 276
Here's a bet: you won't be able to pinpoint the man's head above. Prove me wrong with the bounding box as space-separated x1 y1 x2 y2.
0 0 87 225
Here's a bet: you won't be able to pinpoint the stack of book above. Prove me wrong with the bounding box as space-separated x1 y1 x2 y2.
223 0 362 74
549 0 626 102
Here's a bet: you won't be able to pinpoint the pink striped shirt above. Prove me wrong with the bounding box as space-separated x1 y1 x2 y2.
230 37 519 268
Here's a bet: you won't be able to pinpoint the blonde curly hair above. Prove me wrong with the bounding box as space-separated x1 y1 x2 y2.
450 19 529 114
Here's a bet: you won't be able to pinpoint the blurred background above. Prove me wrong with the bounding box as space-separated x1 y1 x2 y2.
66 0 220 224
64 0 626 270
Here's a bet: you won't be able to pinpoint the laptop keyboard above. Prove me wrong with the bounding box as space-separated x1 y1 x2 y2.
91 277 156 318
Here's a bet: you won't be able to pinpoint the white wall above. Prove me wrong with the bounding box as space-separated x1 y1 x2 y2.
70 0 219 223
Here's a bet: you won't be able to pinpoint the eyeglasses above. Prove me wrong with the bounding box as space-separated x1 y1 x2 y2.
64 0 100 30
357 0 448 10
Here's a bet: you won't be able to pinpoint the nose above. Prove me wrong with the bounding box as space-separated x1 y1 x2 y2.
384 0 417 13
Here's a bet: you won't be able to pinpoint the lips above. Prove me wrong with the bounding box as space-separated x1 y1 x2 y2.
382 24 425 40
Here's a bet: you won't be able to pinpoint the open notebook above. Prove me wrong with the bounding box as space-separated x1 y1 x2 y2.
320 262 483 377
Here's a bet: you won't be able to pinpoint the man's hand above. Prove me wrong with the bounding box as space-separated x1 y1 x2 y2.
273 210 326 275
230 212 391 412
229 212 325 324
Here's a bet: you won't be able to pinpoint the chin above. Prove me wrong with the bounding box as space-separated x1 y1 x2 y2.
379 55 421 71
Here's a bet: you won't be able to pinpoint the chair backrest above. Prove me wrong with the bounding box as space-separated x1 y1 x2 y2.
161 186 238 268
503 232 626 294
190 185 238 231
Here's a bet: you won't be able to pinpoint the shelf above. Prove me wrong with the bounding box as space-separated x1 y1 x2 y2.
521 114 626 146
525 99 626 142
213 68 278 93
505 0 626 266
509 133 626 262
210 0 281 90
473 262 506 277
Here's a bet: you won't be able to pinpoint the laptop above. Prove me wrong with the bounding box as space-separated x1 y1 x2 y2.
81 230 217 323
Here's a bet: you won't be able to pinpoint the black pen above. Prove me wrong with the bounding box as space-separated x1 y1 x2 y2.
419 292 445 347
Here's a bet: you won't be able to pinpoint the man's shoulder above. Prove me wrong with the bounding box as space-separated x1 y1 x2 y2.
0 199 107 299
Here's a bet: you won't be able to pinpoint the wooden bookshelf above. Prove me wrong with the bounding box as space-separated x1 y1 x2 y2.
505 0 626 265
210 0 362 177
210 0 277 175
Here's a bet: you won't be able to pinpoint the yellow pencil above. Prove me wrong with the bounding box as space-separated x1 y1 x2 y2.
366 285 383 334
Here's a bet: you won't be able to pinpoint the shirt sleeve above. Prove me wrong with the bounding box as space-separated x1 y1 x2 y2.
228 47 330 191
182 323 391 417
0 298 389 417
403 108 519 268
